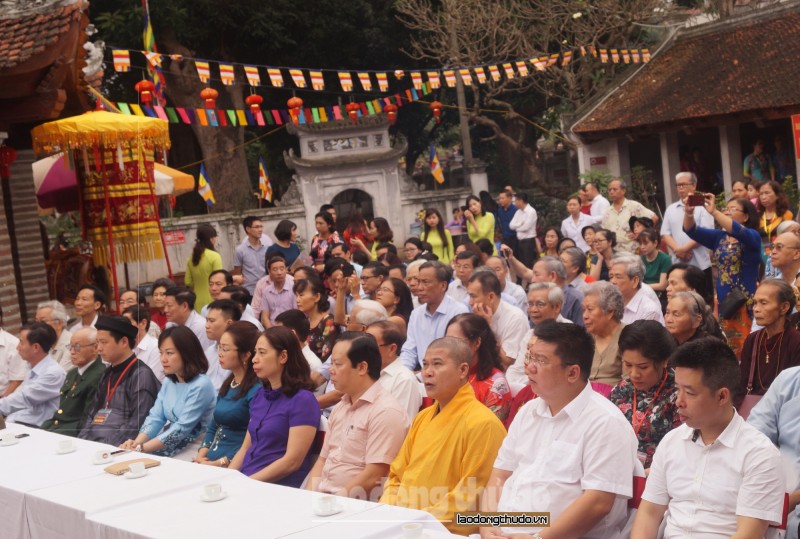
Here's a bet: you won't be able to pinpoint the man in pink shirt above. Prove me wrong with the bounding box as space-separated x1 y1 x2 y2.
306 332 408 500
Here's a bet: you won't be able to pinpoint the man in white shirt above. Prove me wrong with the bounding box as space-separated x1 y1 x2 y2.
508 192 538 269
585 180 610 224
485 256 527 311
447 251 479 304
661 172 713 271
122 306 164 381
562 195 594 252
601 179 658 253
632 338 785 539
35 300 73 372
69 284 105 334
0 323 66 426
0 306 26 397
480 321 638 538
367 320 421 423
200 270 233 317
466 271 529 369
164 286 214 349
609 254 665 325
204 299 239 391
510 255 584 326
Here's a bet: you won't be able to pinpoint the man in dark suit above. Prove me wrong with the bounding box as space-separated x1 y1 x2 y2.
41 327 105 436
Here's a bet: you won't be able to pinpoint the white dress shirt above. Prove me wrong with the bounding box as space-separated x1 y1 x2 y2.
0 329 27 395
622 287 665 325
503 280 528 311
509 204 538 240
0 355 66 426
446 280 469 304
495 383 638 536
50 330 73 372
69 314 98 334
302 344 327 396
590 194 610 224
379 359 421 424
491 300 530 359
644 412 785 538
505 317 573 387
134 333 164 382
168 310 214 350
661 200 714 269
561 213 594 252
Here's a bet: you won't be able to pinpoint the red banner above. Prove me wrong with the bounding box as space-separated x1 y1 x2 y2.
793 114 800 160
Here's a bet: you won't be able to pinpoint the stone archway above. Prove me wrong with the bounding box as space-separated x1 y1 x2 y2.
331 189 374 232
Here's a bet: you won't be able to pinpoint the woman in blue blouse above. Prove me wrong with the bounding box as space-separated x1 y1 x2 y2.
229 326 319 487
120 326 216 456
684 193 762 356
194 321 260 467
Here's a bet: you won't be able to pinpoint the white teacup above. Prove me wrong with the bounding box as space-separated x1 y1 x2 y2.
402 522 423 539
93 450 113 464
0 431 16 446
57 439 75 453
315 494 336 514
128 461 146 476
204 483 222 499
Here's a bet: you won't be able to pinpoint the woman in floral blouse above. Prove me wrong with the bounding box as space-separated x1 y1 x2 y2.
445 313 511 424
609 320 681 469
293 274 339 362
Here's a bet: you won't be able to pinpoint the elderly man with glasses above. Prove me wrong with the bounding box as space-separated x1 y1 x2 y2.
41 327 105 436
770 231 800 287
35 300 74 372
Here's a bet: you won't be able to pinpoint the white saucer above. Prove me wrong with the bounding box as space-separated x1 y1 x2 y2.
56 446 77 455
124 471 147 479
201 492 228 503
93 458 113 465
0 438 19 447
314 504 344 517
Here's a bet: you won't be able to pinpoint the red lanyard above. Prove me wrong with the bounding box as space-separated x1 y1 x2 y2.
631 369 668 435
105 359 137 407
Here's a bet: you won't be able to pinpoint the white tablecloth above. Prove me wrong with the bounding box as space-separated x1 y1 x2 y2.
25 456 233 539
0 425 120 539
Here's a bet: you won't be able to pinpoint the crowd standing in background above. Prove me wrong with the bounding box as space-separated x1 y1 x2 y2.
5 170 800 538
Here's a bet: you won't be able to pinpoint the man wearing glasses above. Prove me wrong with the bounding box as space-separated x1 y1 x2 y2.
35 300 74 372
41 327 104 436
770 231 800 287
359 262 388 301
661 172 714 294
479 321 639 539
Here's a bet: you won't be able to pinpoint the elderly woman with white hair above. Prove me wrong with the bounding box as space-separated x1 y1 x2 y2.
35 300 73 371
608 253 664 325
583 281 626 388
346 299 389 332
664 291 715 345
404 259 427 308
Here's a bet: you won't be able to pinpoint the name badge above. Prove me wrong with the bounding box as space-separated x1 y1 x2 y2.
93 408 112 424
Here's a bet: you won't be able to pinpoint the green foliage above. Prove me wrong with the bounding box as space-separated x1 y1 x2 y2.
782 176 799 214
577 169 613 193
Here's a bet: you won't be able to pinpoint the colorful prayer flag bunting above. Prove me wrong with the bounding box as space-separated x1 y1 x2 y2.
244 65 261 86
310 71 325 91
197 164 216 207
376 72 389 92
268 68 284 87
642 49 651 62
562 51 573 66
339 72 354 91
394 70 404 79
474 67 487 84
533 57 547 71
515 61 529 77
503 63 515 79
600 49 609 63
547 54 560 67
488 65 501 81
611 49 620 63
427 71 441 89
143 51 162 68
631 50 641 63
411 72 423 90
622 49 630 64
444 70 456 88
112 49 131 72
357 72 372 91
258 157 272 202
219 63 235 86
430 143 444 184
289 69 307 88
195 61 211 83
459 69 473 86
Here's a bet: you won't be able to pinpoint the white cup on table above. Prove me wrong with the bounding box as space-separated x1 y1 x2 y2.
93 450 113 464
57 439 75 453
315 494 336 514
402 522 423 539
204 483 222 499
0 431 17 446
128 461 146 476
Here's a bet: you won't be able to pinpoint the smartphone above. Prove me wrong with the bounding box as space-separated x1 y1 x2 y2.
687 193 705 206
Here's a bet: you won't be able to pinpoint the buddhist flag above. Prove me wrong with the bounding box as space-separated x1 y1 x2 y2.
310 71 325 91
427 71 441 89
600 49 609 63
622 50 630 64
611 49 620 63
547 54 560 67
631 49 641 63
268 68 284 87
258 157 273 203
219 63 235 86
474 67 487 84
197 164 216 207
196 61 211 83
562 51 573 66
580 46 587 57
515 61 529 77
430 143 444 184
289 69 307 88
533 57 547 71
113 49 131 72
244 65 261 86
459 68 473 86
488 65 501 81
357 72 372 91
376 72 389 91
339 72 354 91
394 70 404 79
443 70 456 88
411 72 423 90
143 51 162 68
503 63 515 79
642 49 651 62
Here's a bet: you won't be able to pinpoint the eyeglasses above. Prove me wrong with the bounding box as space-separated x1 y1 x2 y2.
455 265 473 272
675 182 693 187
360 274 378 281
524 351 551 366
69 343 96 352
724 206 743 213
377 286 394 295
528 301 548 309
772 243 800 253
592 239 608 245
218 346 239 353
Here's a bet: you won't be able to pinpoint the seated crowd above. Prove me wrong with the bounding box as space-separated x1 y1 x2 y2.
3 176 800 538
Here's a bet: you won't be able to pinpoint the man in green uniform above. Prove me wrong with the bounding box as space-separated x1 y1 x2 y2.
41 327 105 436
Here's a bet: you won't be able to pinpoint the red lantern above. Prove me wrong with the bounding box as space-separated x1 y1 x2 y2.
430 101 443 124
345 103 361 124
384 104 398 126
134 80 156 106
0 145 17 178
200 88 219 109
287 97 304 125
245 94 263 115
